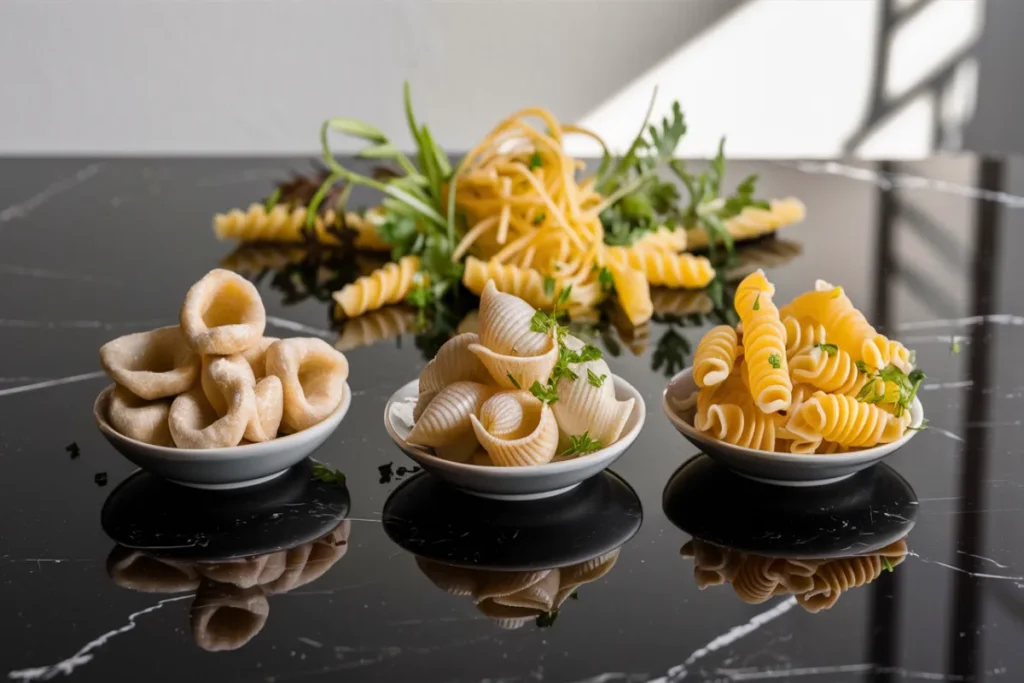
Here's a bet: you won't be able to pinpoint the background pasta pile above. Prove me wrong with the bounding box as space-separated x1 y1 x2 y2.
681 537 908 613
415 550 619 629
680 269 924 454
404 281 634 466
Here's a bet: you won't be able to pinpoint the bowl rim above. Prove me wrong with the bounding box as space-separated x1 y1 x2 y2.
661 366 924 465
93 382 351 459
383 375 646 477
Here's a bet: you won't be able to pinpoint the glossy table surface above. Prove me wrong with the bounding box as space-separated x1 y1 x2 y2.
1 156 1021 683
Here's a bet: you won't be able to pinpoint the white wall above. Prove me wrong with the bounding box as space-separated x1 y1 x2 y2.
0 0 1004 157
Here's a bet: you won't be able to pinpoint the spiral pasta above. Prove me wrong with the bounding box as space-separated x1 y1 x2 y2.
332 255 420 318
693 325 740 388
650 288 714 317
734 270 791 413
463 256 553 310
605 246 716 289
214 204 340 244
686 198 806 251
782 316 826 359
335 306 417 352
606 258 653 326
634 227 687 252
786 391 907 448
343 209 392 251
789 345 864 395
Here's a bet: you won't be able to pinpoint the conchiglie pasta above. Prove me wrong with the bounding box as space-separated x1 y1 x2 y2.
470 391 559 466
551 338 634 447
735 270 792 413
332 255 420 318
407 381 495 448
476 280 551 356
692 325 740 388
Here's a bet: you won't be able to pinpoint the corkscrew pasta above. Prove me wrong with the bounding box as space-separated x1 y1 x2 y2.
681 271 923 455
214 204 340 245
332 255 420 318
604 247 716 289
685 198 806 251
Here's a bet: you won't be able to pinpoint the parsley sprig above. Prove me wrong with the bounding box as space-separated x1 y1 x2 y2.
562 431 603 457
855 364 926 418
526 294 604 405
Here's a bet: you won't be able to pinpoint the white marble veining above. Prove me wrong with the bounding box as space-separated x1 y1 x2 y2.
0 372 106 399
0 164 102 225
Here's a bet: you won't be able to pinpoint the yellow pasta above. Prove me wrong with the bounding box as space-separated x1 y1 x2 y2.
606 258 653 326
732 555 782 604
462 256 553 310
786 391 907 448
332 255 420 318
734 270 792 413
693 325 740 388
219 245 308 276
782 316 826 359
335 306 416 351
634 227 687 252
343 209 392 252
214 204 339 244
781 281 912 373
649 288 714 317
700 399 779 451
605 246 715 289
789 346 864 395
686 198 806 251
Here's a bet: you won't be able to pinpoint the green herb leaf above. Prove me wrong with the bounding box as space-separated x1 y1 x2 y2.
950 337 961 354
533 211 546 225
529 380 559 405
882 557 893 572
587 369 607 388
530 310 559 335
855 360 870 374
557 285 573 307
813 342 839 356
264 188 282 212
597 266 614 292
561 430 603 457
529 152 543 170
768 353 781 369
535 611 558 628
543 277 556 298
507 373 522 389
311 463 346 487
753 292 761 311
907 418 929 432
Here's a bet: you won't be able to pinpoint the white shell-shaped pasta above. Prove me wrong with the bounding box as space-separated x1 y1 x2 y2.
470 392 558 466
407 381 495 447
487 571 559 612
475 570 553 604
477 280 549 356
552 337 634 447
469 337 557 390
413 390 437 421
476 392 526 437
433 432 480 463
418 333 490 395
415 557 477 597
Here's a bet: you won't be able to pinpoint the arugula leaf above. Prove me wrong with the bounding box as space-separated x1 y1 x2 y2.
562 431 602 457
507 373 522 389
587 369 607 387
529 380 559 405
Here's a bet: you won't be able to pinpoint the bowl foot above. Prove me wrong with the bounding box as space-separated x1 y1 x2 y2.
455 482 581 501
166 468 290 490
734 471 857 487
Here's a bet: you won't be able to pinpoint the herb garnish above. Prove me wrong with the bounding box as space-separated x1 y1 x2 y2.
813 342 839 355
597 266 614 292
543 277 556 298
529 380 559 405
529 152 543 170
562 431 603 457
855 360 870 374
312 463 347 487
950 337 961 354
264 188 282 212
753 292 761 311
768 353 781 369
533 212 545 225
507 373 522 389
587 369 607 388
882 557 893 572
855 364 926 417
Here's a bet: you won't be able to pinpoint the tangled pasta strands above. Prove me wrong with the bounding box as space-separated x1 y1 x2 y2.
214 204 339 245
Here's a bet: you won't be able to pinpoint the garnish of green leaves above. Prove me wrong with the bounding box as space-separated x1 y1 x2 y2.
882 557 893 572
753 292 761 311
535 611 558 628
813 342 839 356
562 431 603 457
855 360 870 374
950 336 961 354
507 373 522 389
529 380 559 405
855 364 926 418
543 277 556 298
587 368 607 388
597 266 614 292
529 152 543 170
311 463 347 487
264 188 282 212
533 212 545 225
768 353 781 369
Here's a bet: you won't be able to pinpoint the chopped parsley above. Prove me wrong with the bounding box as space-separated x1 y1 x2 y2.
530 310 560 335
768 353 781 369
264 188 282 212
587 368 607 388
813 342 839 356
530 380 559 405
856 364 926 418
882 557 893 572
597 266 614 292
507 373 522 389
312 463 347 487
562 431 603 457
543 276 556 298
753 292 761 311
533 212 546 225
855 360 870 374
529 151 543 170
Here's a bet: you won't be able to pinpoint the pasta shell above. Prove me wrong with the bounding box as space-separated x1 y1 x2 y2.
169 387 254 449
413 390 437 422
408 381 496 448
415 557 477 597
489 571 560 613
475 570 553 604
470 392 558 467
551 338 633 447
190 583 269 652
469 337 558 390
477 280 550 356
475 599 542 625
418 333 490 395
180 269 266 356
99 325 199 401
433 432 480 463
476 392 527 437
106 546 199 593
195 552 287 589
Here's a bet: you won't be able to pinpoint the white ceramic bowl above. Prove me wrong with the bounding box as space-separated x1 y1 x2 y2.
94 383 351 489
662 367 924 487
384 376 646 501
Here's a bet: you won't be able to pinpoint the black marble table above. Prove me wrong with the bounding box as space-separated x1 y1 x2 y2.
1 156 1021 683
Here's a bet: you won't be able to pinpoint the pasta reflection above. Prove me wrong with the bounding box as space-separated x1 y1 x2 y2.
414 549 620 630
681 536 908 613
107 522 350 652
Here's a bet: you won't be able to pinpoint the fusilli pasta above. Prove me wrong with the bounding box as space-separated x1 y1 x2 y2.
782 316 826 359
786 391 907 448
686 198 806 251
605 246 716 289
693 325 740 388
332 255 420 318
634 227 687 253
735 270 792 413
214 204 339 244
789 345 864 395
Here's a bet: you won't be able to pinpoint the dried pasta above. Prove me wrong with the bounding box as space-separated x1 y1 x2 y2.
685 198 806 251
787 391 907 449
692 325 740 388
789 345 863 395
734 270 792 413
782 316 826 359
343 208 392 251
635 227 687 252
214 204 339 244
332 255 420 318
335 306 417 352
463 256 553 310
605 246 715 289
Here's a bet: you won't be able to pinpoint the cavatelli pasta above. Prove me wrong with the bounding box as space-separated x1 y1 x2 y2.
463 256 553 310
605 246 716 289
786 391 907 448
735 270 792 413
781 280 912 373
634 227 687 253
693 325 740 388
686 198 806 251
782 316 826 359
332 255 420 318
214 204 340 244
789 345 864 395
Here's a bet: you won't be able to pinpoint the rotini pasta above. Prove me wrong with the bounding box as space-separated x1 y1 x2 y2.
214 204 339 244
649 288 714 317
634 227 687 253
789 345 864 395
332 255 420 318
686 198 806 251
786 391 907 448
463 256 553 310
734 270 792 413
701 400 779 451
605 246 716 289
343 209 392 252
782 316 826 359
606 258 653 326
692 325 740 388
